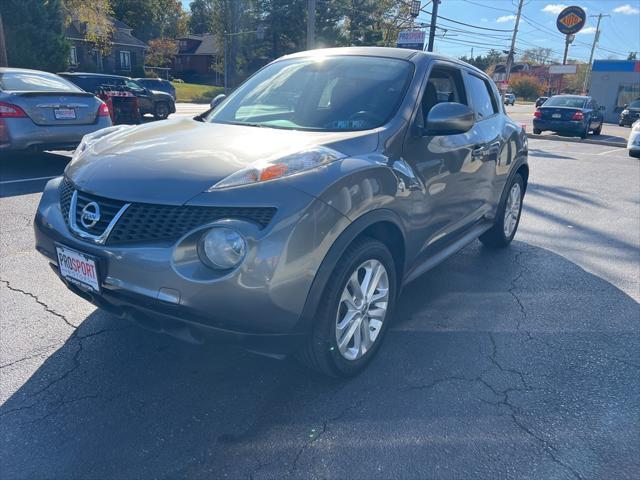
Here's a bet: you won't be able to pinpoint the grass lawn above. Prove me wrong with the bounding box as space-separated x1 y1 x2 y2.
172 82 224 104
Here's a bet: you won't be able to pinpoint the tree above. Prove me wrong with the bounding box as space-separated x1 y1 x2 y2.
510 75 544 100
628 52 638 61
189 0 214 34
520 47 555 65
111 0 187 41
62 0 114 54
0 0 69 71
146 37 178 67
459 50 505 72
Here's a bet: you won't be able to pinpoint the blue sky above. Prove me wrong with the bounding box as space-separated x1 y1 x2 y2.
179 0 640 61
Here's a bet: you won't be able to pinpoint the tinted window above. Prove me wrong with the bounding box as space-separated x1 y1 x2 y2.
466 74 497 119
418 67 467 127
209 56 414 131
0 71 82 92
544 96 587 108
628 100 640 108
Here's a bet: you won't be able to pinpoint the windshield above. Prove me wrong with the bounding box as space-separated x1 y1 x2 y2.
0 71 82 93
544 96 587 108
628 100 640 109
208 56 414 131
125 80 146 92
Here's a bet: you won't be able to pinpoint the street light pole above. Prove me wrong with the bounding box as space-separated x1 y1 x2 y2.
223 31 228 94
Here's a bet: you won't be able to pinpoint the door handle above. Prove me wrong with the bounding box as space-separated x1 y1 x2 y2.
471 145 486 159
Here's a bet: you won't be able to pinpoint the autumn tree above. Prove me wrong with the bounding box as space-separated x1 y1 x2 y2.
510 75 544 100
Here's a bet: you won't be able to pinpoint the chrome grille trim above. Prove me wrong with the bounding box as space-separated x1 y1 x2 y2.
68 190 131 245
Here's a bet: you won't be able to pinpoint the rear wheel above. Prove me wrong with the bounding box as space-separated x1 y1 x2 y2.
154 102 170 120
296 237 396 377
480 173 524 249
533 128 541 135
580 124 589 139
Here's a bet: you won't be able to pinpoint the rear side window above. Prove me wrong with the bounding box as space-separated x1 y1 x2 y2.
466 74 498 119
0 71 82 92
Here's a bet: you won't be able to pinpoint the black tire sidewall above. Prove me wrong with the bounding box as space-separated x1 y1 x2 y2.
315 239 397 376
155 103 169 119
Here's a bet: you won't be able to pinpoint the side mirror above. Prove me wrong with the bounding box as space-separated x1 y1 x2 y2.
210 94 227 110
423 102 475 136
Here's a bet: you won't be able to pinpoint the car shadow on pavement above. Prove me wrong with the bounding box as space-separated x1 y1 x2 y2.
1 241 639 480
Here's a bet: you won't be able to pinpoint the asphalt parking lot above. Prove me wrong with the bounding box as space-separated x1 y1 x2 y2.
1 137 638 479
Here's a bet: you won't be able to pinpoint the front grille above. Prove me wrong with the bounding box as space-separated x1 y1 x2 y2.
59 178 277 245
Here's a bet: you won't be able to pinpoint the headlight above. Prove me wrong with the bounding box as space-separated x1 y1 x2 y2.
198 227 246 269
209 147 346 190
71 125 130 163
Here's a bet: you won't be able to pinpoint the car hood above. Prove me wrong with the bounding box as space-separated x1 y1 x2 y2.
150 89 173 99
65 117 379 205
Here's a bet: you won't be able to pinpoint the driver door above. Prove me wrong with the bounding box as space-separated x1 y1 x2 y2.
402 63 480 248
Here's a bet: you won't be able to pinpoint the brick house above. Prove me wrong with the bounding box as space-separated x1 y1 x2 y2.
65 18 147 75
173 34 220 76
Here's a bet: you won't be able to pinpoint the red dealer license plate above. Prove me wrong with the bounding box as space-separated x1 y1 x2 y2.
56 245 100 293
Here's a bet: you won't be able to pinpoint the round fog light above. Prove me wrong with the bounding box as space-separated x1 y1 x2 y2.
199 227 246 269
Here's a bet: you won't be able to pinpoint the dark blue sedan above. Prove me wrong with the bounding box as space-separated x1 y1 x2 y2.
533 95 604 139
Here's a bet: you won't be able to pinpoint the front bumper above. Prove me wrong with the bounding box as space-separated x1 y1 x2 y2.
1 117 113 151
533 118 586 135
35 176 348 353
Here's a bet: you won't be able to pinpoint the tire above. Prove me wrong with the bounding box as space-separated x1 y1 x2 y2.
154 102 170 120
296 237 397 377
580 125 589 139
533 128 541 135
480 173 524 249
630 150 640 158
593 124 602 135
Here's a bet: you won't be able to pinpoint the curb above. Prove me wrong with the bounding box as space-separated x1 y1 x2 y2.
526 133 626 148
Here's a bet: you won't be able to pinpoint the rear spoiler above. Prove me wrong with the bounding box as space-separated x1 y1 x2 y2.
11 91 95 98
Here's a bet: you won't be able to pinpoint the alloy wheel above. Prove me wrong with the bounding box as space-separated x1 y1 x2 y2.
503 182 522 238
335 259 389 361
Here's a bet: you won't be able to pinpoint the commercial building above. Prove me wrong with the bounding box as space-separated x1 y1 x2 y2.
589 60 640 123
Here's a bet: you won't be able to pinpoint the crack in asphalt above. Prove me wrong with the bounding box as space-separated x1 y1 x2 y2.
1 278 77 330
0 342 64 369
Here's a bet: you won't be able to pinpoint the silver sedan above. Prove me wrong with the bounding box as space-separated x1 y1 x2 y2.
0 68 112 153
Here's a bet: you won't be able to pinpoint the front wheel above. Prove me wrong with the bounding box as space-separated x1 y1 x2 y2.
480 173 524 249
533 128 542 135
593 124 602 135
296 238 396 377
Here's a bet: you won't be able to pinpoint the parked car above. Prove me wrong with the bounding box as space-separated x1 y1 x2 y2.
0 68 112 153
504 93 516 106
58 73 176 120
35 48 528 377
618 99 640 127
134 78 176 100
627 120 640 158
533 94 604 138
535 96 548 108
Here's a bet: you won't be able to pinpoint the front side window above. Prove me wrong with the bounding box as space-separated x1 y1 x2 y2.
208 56 414 131
0 71 82 92
466 74 497 119
417 67 467 127
119 51 131 71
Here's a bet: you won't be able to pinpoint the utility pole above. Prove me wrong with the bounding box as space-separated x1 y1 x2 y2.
427 0 441 52
583 13 609 93
307 0 316 49
0 13 7 68
504 0 524 98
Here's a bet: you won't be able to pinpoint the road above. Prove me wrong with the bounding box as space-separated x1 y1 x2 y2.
505 103 631 144
1 139 639 479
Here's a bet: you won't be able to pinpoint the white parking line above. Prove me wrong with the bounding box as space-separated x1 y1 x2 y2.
0 175 57 185
597 147 625 156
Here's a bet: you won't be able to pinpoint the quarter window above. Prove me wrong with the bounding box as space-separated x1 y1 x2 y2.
466 74 498 119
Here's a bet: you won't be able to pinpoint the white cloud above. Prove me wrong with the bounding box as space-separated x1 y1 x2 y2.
578 26 597 34
613 4 640 14
497 15 516 23
542 4 567 14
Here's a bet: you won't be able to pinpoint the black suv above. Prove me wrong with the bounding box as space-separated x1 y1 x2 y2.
619 99 640 127
59 73 176 120
134 78 176 100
